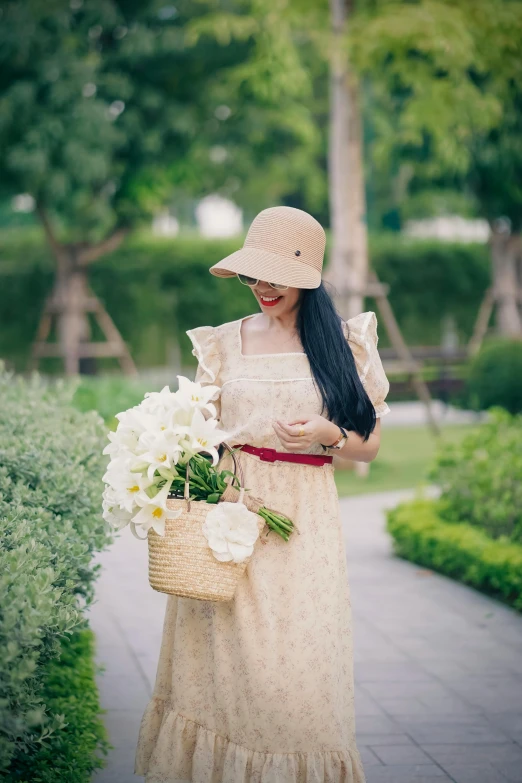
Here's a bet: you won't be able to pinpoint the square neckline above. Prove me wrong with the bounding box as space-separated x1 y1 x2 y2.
238 314 307 358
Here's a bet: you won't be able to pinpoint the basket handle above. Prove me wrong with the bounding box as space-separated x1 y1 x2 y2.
183 441 245 513
220 442 245 504
130 522 149 540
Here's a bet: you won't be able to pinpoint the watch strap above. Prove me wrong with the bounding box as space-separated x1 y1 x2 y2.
321 426 348 450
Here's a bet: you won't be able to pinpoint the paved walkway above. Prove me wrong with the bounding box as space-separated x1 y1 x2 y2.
88 490 522 783
379 401 484 429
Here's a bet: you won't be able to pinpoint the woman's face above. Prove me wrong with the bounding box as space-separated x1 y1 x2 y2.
251 280 302 316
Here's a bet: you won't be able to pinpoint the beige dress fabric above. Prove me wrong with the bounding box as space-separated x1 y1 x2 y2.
134 311 390 783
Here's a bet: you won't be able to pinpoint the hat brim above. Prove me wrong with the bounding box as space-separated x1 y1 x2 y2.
209 247 321 290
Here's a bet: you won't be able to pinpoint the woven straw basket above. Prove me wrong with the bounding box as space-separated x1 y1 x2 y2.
145 444 265 602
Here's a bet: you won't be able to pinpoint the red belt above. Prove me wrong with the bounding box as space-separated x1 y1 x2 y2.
232 444 333 466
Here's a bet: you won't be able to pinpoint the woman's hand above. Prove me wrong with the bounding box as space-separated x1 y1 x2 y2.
272 414 340 453
272 414 382 462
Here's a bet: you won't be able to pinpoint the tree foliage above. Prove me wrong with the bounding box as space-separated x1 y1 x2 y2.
346 0 522 226
0 0 321 242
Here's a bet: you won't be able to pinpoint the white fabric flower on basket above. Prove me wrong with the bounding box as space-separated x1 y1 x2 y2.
202 502 261 564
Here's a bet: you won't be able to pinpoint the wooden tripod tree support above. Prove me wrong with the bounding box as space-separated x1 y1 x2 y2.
369 272 440 436
468 228 522 356
30 283 137 377
29 205 137 377
327 0 440 441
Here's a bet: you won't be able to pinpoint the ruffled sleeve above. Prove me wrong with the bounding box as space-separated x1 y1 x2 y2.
342 311 391 418
185 324 221 387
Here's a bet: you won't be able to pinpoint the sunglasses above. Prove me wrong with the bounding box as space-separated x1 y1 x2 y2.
236 273 289 291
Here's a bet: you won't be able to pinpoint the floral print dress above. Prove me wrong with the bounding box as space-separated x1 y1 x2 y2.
134 311 390 783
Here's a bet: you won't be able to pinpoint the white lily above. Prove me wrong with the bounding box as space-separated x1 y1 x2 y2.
132 483 181 537
176 407 225 466
136 408 182 448
104 466 154 513
102 486 134 530
103 428 138 458
104 408 160 457
102 454 132 486
173 375 220 418
138 430 183 481
141 385 180 416
170 404 196 429
101 377 233 538
115 406 158 433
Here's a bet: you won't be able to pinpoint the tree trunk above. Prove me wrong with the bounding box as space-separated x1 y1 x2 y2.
325 0 368 320
490 227 522 337
51 247 93 376
327 0 351 316
31 206 135 376
346 75 368 319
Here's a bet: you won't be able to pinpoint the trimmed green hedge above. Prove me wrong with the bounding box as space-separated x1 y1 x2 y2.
465 338 522 414
0 367 111 775
429 408 522 543
0 229 490 371
6 630 110 783
387 410 522 609
387 499 522 611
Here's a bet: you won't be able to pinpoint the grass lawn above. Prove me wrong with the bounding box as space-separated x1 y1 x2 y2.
334 424 472 497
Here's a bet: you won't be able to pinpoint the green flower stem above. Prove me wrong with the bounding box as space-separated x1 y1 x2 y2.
258 509 293 541
264 520 289 541
276 529 290 541
269 521 292 536
262 511 293 532
273 518 293 532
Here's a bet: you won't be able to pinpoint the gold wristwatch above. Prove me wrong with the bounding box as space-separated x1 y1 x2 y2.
321 426 349 451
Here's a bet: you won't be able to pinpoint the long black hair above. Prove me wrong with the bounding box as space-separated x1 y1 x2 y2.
296 282 376 442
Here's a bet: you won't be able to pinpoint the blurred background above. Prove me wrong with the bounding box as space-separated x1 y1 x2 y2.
2 0 522 492
2 3 522 783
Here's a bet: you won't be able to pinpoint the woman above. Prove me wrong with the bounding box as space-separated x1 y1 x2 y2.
134 206 390 783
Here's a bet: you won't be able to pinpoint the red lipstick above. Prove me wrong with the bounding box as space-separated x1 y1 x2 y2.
258 294 283 307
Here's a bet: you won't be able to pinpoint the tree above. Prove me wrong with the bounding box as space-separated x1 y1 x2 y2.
464 4 522 339
275 0 505 318
0 0 320 373
326 0 369 320
350 0 522 339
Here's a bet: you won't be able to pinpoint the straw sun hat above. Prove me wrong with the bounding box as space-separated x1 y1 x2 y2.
209 206 326 289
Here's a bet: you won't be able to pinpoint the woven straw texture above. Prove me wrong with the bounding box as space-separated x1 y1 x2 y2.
147 497 264 602
220 482 264 513
209 206 325 289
